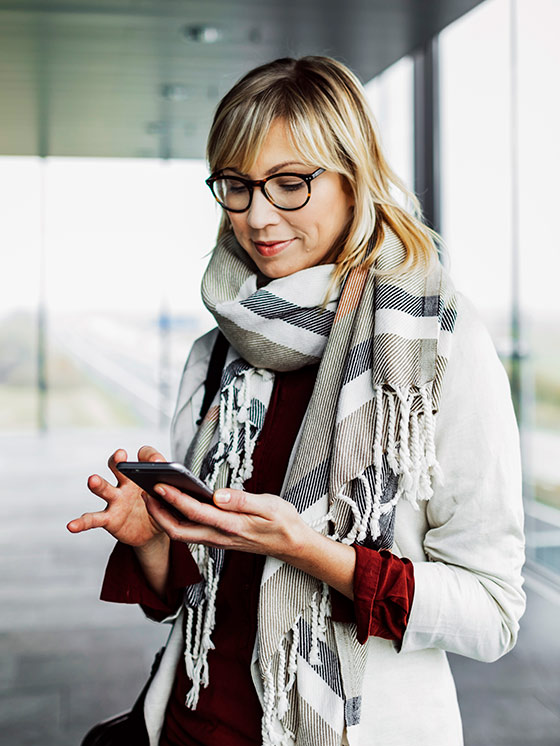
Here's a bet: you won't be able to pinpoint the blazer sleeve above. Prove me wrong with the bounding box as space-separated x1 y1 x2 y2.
398 292 526 662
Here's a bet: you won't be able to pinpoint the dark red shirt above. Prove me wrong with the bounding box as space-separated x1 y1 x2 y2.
101 363 414 745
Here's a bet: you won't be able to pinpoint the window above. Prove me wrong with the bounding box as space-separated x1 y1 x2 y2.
365 56 414 197
440 0 560 580
0 157 219 431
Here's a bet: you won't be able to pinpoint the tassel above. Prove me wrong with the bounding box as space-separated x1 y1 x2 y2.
373 386 384 499
334 490 361 544
277 691 289 721
262 661 280 746
408 410 422 500
183 606 195 680
285 616 300 693
308 509 334 533
317 582 330 642
276 640 289 719
386 390 399 474
420 385 444 486
357 474 374 542
183 557 220 709
395 386 416 505
309 591 322 666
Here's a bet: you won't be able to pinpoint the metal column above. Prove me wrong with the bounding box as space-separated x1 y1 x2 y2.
413 37 441 236
36 15 49 432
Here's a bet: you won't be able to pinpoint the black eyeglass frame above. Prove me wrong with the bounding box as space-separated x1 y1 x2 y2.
205 167 326 213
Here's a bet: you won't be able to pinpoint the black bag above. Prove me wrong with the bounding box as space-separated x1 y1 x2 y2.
81 646 163 745
81 331 229 745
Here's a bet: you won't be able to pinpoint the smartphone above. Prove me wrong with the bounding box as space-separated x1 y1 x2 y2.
116 462 214 505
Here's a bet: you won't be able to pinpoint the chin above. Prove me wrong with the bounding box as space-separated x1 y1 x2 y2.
258 265 290 280
258 260 305 279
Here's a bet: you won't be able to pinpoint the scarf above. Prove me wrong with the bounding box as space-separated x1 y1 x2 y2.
181 225 457 745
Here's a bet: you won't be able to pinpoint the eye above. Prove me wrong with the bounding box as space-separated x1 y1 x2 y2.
223 178 248 194
228 183 247 194
273 176 306 192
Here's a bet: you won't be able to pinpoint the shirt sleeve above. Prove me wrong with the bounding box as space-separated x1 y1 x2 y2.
330 546 415 643
100 540 202 621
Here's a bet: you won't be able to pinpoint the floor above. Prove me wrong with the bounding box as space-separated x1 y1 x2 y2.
1 428 559 746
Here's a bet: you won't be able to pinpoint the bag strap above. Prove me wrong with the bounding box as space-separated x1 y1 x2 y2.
196 330 229 426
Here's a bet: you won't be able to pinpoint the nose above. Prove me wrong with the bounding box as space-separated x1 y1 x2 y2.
245 188 281 230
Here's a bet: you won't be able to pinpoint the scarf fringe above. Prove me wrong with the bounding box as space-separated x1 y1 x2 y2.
262 582 332 746
208 366 269 490
332 383 442 546
263 614 301 745
183 556 220 709
183 378 443 724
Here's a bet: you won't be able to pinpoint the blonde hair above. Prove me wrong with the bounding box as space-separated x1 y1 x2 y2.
206 56 443 284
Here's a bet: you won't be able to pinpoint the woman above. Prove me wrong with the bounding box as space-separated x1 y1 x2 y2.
68 56 526 746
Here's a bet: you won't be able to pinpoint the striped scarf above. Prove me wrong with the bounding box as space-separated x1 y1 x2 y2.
181 226 457 745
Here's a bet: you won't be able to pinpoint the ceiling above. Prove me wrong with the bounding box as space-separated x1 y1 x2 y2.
0 0 484 159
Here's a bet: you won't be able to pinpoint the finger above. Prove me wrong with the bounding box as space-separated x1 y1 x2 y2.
143 493 204 537
154 484 229 528
142 492 185 527
143 493 228 546
66 511 108 534
87 473 120 504
138 445 166 463
212 487 278 519
107 449 129 484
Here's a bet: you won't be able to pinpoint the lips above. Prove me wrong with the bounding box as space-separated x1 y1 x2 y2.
252 238 295 257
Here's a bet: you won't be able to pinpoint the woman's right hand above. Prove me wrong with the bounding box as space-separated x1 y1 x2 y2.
66 445 167 548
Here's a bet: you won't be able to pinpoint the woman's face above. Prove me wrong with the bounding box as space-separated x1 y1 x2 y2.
225 120 354 279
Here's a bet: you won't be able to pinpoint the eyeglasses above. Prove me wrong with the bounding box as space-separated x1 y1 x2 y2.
205 168 325 213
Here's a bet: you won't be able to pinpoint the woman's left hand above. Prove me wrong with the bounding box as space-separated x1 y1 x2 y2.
143 485 309 564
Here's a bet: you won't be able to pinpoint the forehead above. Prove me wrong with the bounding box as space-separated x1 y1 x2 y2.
229 119 314 176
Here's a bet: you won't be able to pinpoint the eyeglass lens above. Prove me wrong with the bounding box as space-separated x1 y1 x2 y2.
212 175 309 211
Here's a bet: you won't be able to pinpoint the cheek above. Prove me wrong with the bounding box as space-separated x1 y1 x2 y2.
320 203 351 239
314 185 353 235
228 215 244 234
228 216 250 247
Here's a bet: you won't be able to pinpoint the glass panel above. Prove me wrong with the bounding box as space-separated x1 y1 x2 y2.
440 0 560 578
0 156 219 432
517 0 560 575
364 56 414 197
440 0 512 333
0 157 42 430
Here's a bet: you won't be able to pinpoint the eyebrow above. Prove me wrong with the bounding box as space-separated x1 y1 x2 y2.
225 161 309 178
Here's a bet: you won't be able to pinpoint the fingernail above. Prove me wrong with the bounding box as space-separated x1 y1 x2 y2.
154 485 166 496
214 489 230 504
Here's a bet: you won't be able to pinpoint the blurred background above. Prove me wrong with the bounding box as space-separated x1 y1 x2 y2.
0 0 559 744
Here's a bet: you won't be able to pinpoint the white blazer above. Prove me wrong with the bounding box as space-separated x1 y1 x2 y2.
142 292 526 746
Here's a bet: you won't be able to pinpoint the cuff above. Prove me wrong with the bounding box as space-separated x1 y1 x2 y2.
353 545 415 644
100 540 202 618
